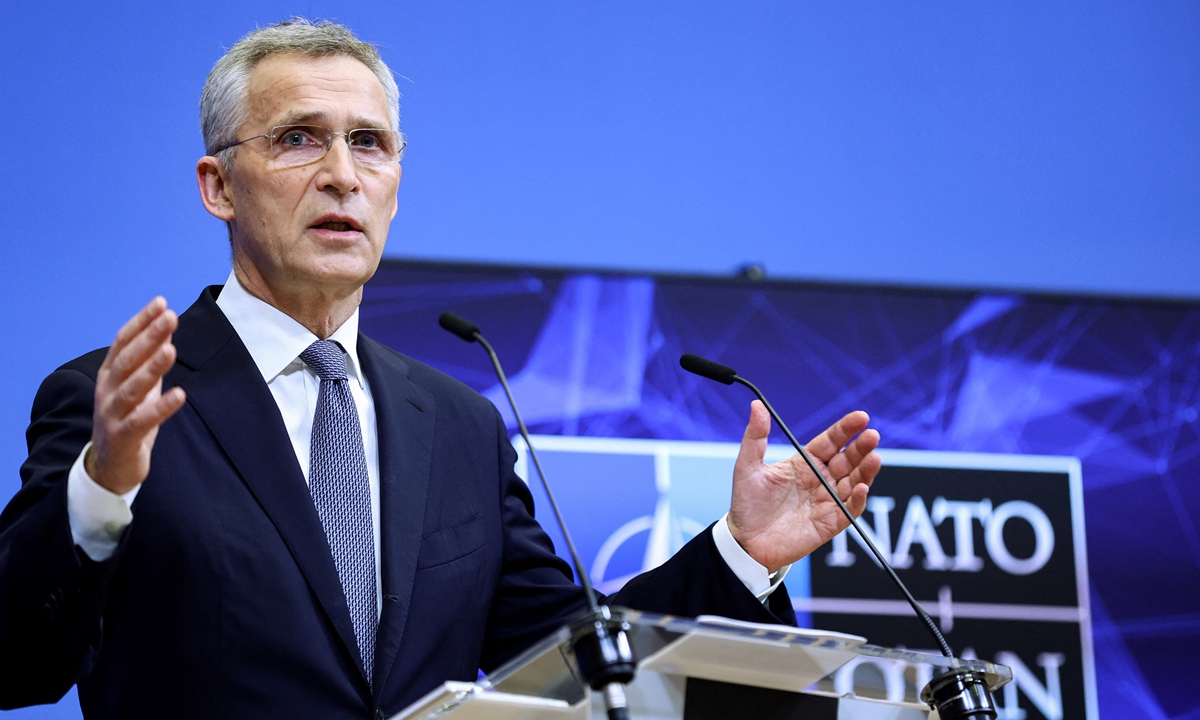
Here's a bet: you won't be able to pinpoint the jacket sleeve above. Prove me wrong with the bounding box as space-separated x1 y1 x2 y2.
607 523 797 625
0 359 123 708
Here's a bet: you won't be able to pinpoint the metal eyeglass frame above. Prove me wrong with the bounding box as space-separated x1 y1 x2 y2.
212 125 408 166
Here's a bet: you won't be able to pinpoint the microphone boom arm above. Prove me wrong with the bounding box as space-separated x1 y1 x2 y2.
440 313 635 720
680 352 1000 719
731 374 953 659
475 333 601 612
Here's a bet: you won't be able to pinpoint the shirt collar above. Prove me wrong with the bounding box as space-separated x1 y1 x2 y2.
214 270 365 389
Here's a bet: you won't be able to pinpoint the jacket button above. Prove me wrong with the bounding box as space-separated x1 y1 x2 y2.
375 708 386 720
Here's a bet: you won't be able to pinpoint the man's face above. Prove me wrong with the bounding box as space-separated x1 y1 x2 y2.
215 53 401 301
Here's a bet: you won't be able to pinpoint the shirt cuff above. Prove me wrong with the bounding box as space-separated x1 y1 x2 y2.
67 442 141 561
711 513 791 604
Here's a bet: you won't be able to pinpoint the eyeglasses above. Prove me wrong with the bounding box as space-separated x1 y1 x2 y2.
213 125 407 167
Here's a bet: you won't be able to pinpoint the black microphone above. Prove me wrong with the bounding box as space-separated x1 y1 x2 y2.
440 312 635 720
679 353 998 720
679 353 736 385
437 312 480 343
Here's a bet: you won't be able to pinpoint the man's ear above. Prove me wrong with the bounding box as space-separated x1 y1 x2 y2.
389 165 402 221
197 155 236 222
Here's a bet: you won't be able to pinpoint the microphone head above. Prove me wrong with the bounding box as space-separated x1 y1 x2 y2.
679 353 737 385
438 312 481 343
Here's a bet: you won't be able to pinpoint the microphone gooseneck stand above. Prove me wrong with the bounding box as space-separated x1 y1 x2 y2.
679 353 998 720
439 313 636 720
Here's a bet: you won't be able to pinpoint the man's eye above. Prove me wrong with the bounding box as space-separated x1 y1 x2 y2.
353 132 381 149
279 128 319 147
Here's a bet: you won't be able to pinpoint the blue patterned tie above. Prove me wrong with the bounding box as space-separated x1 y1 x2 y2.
300 339 377 684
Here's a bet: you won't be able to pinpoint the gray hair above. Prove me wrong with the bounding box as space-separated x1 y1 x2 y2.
200 18 400 166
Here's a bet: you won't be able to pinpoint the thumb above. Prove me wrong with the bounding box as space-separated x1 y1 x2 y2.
734 400 771 476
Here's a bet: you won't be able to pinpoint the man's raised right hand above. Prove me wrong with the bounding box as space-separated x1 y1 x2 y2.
84 297 187 495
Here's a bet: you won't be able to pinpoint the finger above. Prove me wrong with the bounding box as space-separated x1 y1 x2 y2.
118 387 187 439
829 446 881 502
733 399 772 477
844 428 880 467
843 451 882 497
108 297 167 358
843 481 871 519
825 428 880 479
746 399 770 441
805 411 871 463
100 309 179 390
106 342 179 418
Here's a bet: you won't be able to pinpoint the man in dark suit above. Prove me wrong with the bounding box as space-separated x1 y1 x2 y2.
0 19 882 719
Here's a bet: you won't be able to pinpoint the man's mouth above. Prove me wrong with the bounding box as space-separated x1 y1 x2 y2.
310 215 364 233
315 221 355 232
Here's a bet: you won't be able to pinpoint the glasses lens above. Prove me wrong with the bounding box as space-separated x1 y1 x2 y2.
270 126 330 167
266 126 406 166
348 129 404 164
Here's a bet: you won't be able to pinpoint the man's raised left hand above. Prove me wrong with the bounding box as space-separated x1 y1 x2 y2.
728 400 882 573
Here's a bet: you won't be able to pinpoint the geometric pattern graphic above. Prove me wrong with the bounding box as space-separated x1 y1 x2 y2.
482 275 655 432
362 260 1200 720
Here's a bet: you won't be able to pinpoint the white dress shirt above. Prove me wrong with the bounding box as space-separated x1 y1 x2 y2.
65 271 787 611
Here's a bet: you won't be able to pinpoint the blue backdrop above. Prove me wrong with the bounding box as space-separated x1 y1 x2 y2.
2 2 1197 718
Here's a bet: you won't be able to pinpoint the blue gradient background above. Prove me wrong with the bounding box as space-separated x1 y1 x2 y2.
1 2 1197 717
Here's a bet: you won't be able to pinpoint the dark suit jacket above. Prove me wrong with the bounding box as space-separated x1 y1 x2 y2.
0 286 793 719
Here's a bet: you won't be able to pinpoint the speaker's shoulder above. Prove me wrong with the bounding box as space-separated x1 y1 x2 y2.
358 334 496 413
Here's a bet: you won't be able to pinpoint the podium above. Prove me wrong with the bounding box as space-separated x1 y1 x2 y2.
390 609 1012 720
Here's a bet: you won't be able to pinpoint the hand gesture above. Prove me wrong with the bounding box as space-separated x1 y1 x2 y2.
728 400 881 573
84 298 187 494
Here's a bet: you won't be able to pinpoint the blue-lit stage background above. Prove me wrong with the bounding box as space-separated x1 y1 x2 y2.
362 259 1200 720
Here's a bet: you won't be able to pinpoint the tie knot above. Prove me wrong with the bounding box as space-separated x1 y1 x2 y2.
300 340 348 382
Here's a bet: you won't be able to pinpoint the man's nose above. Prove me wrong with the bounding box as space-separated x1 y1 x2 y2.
316 135 360 194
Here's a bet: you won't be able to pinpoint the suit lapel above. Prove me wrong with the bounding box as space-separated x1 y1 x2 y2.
357 336 435 695
170 287 369 684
